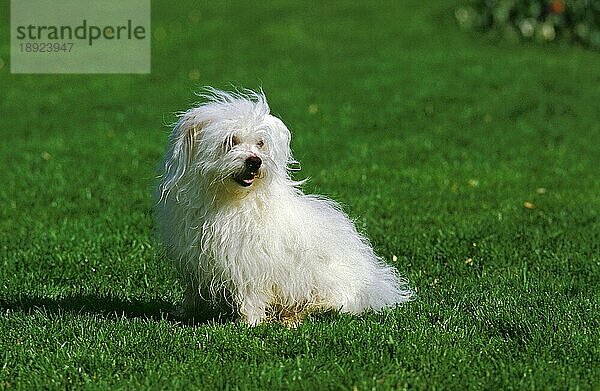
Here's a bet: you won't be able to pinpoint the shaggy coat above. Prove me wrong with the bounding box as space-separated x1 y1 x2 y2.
157 89 412 325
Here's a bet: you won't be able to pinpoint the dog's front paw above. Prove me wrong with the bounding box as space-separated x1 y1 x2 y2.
241 311 267 326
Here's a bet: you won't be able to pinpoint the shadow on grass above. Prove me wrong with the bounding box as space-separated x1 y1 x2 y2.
0 294 235 326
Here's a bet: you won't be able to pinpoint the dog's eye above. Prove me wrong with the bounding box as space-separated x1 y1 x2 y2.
257 139 264 148
223 135 241 152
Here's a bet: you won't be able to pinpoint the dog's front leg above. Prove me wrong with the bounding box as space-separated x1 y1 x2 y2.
237 290 269 326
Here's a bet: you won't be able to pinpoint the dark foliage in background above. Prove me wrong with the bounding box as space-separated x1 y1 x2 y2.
456 0 600 49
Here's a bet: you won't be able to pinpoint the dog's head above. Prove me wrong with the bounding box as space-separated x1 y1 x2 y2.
159 88 295 201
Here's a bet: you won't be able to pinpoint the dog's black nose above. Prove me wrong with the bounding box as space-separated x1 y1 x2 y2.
245 156 262 172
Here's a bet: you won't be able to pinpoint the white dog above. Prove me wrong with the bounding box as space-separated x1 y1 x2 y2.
157 88 412 325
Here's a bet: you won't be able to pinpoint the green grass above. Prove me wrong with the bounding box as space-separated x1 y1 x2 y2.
1 1 599 389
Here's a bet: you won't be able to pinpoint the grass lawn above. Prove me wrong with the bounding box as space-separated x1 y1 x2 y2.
1 0 599 389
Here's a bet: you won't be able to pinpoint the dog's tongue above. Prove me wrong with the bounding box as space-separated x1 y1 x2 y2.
241 171 256 185
234 170 257 187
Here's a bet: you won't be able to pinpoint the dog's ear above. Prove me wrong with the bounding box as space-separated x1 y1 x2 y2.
264 115 292 166
159 108 206 201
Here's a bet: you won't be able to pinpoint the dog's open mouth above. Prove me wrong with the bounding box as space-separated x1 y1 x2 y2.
233 170 258 187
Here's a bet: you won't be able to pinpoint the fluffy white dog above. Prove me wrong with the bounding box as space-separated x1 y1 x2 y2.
157 88 412 326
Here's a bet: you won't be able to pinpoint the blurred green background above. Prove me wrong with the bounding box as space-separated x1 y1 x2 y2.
0 1 598 389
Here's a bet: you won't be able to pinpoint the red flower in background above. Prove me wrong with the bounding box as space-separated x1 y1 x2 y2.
550 0 566 14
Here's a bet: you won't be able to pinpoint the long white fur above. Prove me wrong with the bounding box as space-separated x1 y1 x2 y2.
157 88 412 325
